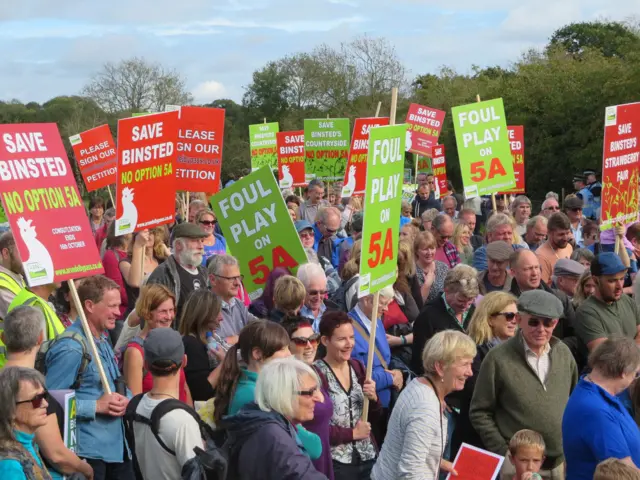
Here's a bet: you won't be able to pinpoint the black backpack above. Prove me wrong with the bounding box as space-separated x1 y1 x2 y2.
124 394 228 480
329 275 359 312
35 330 92 390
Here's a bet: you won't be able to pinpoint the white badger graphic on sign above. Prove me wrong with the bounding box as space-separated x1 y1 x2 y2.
16 217 54 285
341 164 357 197
116 187 138 235
280 165 294 189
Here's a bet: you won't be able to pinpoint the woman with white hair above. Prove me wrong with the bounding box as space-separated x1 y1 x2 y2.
372 331 476 480
223 357 328 479
298 262 331 332
349 285 404 416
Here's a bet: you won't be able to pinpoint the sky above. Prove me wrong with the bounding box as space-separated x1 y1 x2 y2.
1 0 639 105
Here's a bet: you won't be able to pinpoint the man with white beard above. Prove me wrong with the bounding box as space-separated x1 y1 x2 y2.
147 223 209 327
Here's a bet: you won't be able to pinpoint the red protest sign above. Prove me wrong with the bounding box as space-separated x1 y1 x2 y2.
431 145 449 199
405 103 446 157
0 123 104 286
115 111 178 235
176 106 225 193
341 117 390 197
601 102 640 229
499 126 525 194
277 130 306 188
447 443 504 480
69 125 117 192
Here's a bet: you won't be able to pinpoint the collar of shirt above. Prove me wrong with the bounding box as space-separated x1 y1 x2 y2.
301 303 327 332
523 337 551 358
441 292 471 325
353 304 373 334
222 297 237 311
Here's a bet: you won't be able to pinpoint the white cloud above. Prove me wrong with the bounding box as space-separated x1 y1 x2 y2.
192 80 228 103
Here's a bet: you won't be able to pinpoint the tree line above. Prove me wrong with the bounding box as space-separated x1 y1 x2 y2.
1 21 639 204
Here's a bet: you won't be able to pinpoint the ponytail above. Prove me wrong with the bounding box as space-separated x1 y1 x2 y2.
213 344 241 425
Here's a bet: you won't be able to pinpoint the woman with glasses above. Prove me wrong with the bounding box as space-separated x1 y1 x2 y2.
0 367 52 479
453 291 518 455
282 316 334 479
315 311 380 480
196 209 227 266
297 263 331 332
223 357 327 479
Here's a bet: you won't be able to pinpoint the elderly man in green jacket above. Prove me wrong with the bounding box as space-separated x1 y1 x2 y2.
470 289 578 480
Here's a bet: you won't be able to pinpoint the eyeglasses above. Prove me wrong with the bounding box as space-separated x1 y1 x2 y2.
323 226 337 235
291 334 320 347
199 220 215 226
492 312 517 321
308 289 327 297
215 274 243 282
299 231 314 239
297 386 319 397
16 390 48 408
528 317 555 328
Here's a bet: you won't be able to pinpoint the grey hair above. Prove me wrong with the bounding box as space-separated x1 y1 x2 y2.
296 263 326 289
422 330 477 378
442 196 457 208
545 191 559 200
308 178 325 190
511 195 531 211
526 215 547 231
444 264 479 298
255 357 320 419
378 285 395 299
304 248 319 264
432 214 452 232
589 336 640 379
3 306 44 354
541 197 558 210
0 367 46 444
421 208 439 223
486 212 512 233
189 199 206 209
317 206 341 224
207 253 239 276
571 248 595 264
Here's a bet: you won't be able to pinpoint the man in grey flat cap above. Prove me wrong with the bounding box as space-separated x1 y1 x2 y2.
471 290 578 480
551 258 585 299
478 241 513 295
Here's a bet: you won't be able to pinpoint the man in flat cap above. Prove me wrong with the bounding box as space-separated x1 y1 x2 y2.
471 289 578 480
551 258 585 299
575 253 640 356
573 174 595 220
478 241 514 294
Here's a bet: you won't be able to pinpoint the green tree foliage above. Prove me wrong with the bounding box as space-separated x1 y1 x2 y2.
547 21 640 58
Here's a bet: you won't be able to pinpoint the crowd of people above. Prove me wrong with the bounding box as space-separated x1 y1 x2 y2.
0 169 639 480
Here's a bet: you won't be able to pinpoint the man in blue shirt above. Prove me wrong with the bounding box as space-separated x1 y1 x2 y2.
46 275 134 480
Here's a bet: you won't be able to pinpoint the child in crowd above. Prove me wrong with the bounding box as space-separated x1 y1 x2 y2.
507 429 545 480
594 458 640 480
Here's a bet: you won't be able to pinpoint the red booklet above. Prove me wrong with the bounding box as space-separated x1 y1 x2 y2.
446 443 504 480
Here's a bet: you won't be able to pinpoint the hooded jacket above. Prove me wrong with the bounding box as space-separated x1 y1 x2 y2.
223 402 328 480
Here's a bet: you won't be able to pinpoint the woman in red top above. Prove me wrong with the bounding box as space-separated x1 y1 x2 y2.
122 284 192 405
101 223 132 319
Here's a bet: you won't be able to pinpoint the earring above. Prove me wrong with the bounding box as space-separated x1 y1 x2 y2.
441 377 444 383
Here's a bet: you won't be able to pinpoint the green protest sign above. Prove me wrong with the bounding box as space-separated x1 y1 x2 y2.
452 98 516 197
358 124 407 297
304 118 350 181
0 203 6 223
209 167 307 299
249 122 279 171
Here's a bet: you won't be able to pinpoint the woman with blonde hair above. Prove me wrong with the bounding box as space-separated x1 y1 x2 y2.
573 270 596 309
197 209 227 265
453 291 518 454
413 231 449 306
271 275 307 323
453 222 473 265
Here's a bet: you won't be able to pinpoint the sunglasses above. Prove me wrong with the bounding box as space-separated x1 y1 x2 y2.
291 334 320 347
199 220 215 226
299 231 314 239
528 317 555 328
16 390 48 408
493 312 517 321
308 290 327 297
324 227 337 235
297 386 319 397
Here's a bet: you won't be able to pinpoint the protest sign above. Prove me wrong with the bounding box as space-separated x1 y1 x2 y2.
115 111 178 235
210 167 307 299
452 98 516 198
499 126 525 194
0 203 6 224
176 106 225 193
601 102 640 229
50 390 77 457
249 122 279 171
358 124 407 297
276 130 306 189
416 155 431 174
431 145 449 199
304 118 350 181
0 123 104 286
405 103 446 157
446 443 504 480
341 117 390 197
69 125 117 192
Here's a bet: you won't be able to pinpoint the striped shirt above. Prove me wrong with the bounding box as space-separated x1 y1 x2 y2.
372 378 446 479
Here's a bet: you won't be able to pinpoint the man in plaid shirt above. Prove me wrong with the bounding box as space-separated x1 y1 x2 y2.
432 215 461 268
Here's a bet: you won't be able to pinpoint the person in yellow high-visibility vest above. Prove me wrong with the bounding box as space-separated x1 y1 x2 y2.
0 284 65 367
0 231 26 319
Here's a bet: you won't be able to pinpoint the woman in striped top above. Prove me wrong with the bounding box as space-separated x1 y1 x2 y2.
371 330 476 480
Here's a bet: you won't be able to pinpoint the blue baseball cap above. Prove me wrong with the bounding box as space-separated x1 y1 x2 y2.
591 252 626 276
294 220 313 233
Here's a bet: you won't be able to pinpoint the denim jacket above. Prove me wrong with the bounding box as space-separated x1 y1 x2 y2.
45 320 130 463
